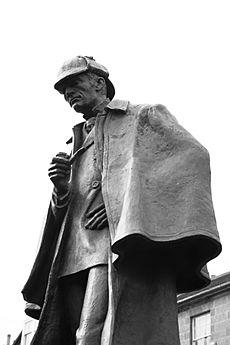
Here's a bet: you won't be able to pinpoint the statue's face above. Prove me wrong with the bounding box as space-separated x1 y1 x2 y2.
63 74 99 114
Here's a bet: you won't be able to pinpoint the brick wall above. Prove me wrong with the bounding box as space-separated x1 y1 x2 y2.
178 309 190 345
211 293 230 345
178 291 230 345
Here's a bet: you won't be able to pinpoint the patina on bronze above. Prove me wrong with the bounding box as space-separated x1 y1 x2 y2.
22 56 221 345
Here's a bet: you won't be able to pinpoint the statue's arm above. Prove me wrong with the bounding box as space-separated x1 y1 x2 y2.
51 188 71 218
48 152 71 218
47 151 108 229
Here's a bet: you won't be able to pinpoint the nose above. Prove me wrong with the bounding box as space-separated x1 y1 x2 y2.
64 87 75 101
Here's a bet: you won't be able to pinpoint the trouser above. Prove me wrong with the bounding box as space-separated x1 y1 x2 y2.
61 265 109 345
60 261 181 345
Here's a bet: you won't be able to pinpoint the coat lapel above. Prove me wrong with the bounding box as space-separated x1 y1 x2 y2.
81 127 95 150
69 122 94 164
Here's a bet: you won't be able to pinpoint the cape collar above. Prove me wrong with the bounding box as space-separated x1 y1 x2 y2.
106 99 129 112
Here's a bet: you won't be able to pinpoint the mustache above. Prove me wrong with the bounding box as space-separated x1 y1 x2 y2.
69 96 82 106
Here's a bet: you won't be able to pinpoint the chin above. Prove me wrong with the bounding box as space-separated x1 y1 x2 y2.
72 103 84 113
74 104 93 117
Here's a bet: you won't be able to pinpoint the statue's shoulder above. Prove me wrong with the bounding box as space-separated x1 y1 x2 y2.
126 102 178 124
107 100 179 133
107 99 173 117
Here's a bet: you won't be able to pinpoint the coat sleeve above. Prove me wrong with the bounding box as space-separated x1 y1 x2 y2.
21 200 68 308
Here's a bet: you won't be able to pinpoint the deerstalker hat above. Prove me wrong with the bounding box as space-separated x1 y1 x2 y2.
54 55 115 100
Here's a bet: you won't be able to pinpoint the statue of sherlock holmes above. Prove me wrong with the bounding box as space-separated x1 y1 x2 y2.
22 55 221 345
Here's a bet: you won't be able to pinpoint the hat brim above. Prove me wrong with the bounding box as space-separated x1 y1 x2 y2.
54 73 115 100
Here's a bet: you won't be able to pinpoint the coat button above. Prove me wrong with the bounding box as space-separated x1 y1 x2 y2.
92 180 100 188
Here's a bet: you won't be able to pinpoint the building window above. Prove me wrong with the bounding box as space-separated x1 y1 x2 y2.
21 318 38 345
24 332 34 345
191 312 211 345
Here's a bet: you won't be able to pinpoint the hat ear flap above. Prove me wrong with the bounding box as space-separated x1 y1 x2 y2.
106 79 115 100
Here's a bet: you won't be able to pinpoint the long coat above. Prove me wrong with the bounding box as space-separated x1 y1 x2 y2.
22 100 221 345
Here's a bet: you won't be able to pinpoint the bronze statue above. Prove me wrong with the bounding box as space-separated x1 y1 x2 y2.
22 56 221 345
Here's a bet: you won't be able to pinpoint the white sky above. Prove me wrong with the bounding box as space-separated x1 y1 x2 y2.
0 0 230 343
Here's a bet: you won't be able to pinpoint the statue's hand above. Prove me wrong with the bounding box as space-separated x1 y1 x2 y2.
48 152 71 195
85 203 108 230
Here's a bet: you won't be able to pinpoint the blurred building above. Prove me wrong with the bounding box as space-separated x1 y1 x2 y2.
19 318 38 345
178 271 230 345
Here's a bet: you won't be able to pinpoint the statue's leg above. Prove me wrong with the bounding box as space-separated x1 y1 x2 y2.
112 260 181 345
76 265 108 345
60 270 88 340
